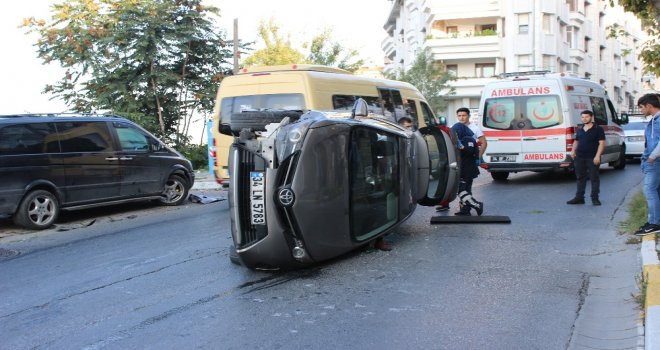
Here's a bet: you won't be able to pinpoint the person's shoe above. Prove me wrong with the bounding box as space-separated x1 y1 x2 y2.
436 204 449 212
454 211 471 216
592 198 601 206
566 197 585 204
374 237 392 251
473 201 484 216
634 223 660 236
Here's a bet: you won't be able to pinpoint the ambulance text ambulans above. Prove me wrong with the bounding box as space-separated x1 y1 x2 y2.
478 71 628 181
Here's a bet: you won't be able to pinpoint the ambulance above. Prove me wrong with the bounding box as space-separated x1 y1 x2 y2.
478 71 628 181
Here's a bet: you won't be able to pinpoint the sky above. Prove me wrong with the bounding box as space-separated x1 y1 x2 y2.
0 0 391 115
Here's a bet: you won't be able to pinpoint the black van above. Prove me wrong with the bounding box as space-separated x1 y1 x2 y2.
0 114 195 229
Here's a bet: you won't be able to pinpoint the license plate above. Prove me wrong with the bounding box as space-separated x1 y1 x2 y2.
250 172 266 225
490 155 516 162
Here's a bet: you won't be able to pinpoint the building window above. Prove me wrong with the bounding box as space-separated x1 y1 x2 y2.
567 0 577 12
542 14 552 34
543 55 554 71
518 13 529 34
584 37 590 53
446 26 458 35
518 55 532 69
475 63 495 78
566 26 578 48
446 64 458 77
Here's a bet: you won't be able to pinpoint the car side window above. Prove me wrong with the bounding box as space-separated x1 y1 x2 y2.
0 123 59 155
115 123 150 152
55 121 115 153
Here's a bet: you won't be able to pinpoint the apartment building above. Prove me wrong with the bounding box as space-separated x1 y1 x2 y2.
382 0 647 121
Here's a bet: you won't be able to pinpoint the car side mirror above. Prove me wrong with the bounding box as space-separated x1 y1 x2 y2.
619 112 629 125
351 98 369 118
436 116 447 126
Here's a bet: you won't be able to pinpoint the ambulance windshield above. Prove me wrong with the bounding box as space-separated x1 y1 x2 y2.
483 95 562 130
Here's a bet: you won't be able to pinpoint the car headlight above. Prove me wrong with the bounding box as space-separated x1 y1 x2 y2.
275 118 314 162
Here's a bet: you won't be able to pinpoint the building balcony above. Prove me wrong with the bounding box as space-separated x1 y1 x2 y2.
569 11 585 25
570 48 584 60
447 76 499 97
426 35 500 60
382 37 395 57
426 0 499 21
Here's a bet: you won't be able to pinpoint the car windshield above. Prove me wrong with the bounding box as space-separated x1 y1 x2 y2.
349 127 399 241
623 121 648 131
483 95 563 130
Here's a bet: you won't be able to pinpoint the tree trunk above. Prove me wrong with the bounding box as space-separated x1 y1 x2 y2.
150 60 166 137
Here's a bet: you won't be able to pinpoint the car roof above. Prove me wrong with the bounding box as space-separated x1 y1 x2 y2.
0 113 129 124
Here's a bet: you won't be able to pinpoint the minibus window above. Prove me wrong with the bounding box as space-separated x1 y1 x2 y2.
220 93 305 124
332 95 385 115
0 123 58 155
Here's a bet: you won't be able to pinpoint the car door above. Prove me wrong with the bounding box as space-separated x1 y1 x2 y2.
416 126 460 206
112 122 163 197
56 121 122 204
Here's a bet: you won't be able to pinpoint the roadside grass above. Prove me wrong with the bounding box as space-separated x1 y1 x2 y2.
619 190 646 243
634 273 648 312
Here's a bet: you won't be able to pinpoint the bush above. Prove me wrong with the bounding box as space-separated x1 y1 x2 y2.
178 144 208 170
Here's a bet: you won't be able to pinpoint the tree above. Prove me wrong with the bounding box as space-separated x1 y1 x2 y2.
305 29 364 72
385 52 456 115
241 18 305 67
610 0 660 75
23 0 241 146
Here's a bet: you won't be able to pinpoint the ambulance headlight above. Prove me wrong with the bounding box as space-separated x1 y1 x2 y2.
275 119 313 162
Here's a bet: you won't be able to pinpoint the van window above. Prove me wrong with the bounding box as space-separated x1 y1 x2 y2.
0 123 59 155
56 121 115 153
420 101 436 125
483 95 562 130
349 127 399 241
220 93 305 124
332 95 383 114
590 97 608 125
378 88 405 121
115 123 150 151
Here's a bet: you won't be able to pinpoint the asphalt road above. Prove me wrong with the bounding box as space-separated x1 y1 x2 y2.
0 164 645 349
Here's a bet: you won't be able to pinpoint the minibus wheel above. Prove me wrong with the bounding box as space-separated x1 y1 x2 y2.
13 190 60 230
159 175 189 206
491 171 510 181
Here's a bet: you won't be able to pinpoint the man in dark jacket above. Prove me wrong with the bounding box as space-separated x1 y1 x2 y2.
567 110 605 205
452 123 484 216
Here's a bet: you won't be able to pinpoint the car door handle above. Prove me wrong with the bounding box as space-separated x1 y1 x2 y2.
449 162 458 169
120 157 133 161
105 157 119 161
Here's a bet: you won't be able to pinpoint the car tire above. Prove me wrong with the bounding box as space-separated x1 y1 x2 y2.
229 111 303 133
229 244 242 265
610 146 626 170
159 174 189 206
491 171 510 181
13 189 60 230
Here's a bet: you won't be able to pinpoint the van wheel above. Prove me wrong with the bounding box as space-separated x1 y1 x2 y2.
610 146 626 170
491 171 510 181
159 175 189 206
13 190 59 230
230 110 303 133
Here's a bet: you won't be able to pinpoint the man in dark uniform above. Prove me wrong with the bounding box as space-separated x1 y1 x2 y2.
567 110 605 205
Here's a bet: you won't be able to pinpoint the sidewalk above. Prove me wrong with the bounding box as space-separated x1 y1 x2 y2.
191 170 225 191
642 233 660 349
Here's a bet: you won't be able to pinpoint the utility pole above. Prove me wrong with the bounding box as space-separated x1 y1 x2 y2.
233 18 239 74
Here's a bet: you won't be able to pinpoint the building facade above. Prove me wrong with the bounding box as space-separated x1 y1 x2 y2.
382 0 647 122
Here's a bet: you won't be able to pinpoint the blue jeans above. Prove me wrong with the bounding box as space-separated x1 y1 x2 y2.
643 161 660 225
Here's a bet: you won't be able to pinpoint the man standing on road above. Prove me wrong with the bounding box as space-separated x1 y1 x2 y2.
636 93 660 236
437 107 487 212
567 110 605 206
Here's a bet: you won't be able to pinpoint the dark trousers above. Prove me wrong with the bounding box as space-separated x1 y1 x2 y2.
574 157 600 199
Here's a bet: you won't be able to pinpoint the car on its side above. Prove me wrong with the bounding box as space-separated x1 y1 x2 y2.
226 100 459 270
0 114 194 229
622 115 648 159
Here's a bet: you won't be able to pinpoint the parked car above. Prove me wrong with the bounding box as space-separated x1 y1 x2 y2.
227 100 459 270
622 116 648 159
0 114 195 229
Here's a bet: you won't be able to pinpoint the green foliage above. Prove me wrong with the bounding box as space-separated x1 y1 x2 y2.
178 143 208 170
608 0 660 75
474 29 497 36
242 18 305 66
305 29 364 73
385 52 456 115
23 0 244 147
620 190 647 234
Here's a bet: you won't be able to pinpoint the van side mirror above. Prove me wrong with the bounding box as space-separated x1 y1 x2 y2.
619 112 629 125
436 116 447 126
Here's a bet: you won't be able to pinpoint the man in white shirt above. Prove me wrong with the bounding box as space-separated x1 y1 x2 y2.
436 107 488 211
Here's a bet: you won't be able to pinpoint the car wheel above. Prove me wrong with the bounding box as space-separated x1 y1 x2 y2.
159 175 189 206
610 146 626 170
491 171 510 181
13 190 59 230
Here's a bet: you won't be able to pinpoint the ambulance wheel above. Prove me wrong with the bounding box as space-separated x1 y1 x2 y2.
491 172 510 181
610 146 626 170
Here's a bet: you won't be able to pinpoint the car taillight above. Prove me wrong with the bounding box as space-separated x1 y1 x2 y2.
565 127 576 152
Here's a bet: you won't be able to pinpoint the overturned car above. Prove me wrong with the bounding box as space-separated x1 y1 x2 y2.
225 100 459 270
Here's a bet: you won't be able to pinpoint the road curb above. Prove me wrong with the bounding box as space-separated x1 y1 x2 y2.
642 233 660 350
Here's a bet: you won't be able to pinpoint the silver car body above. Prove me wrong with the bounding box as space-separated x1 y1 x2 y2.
623 117 648 159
